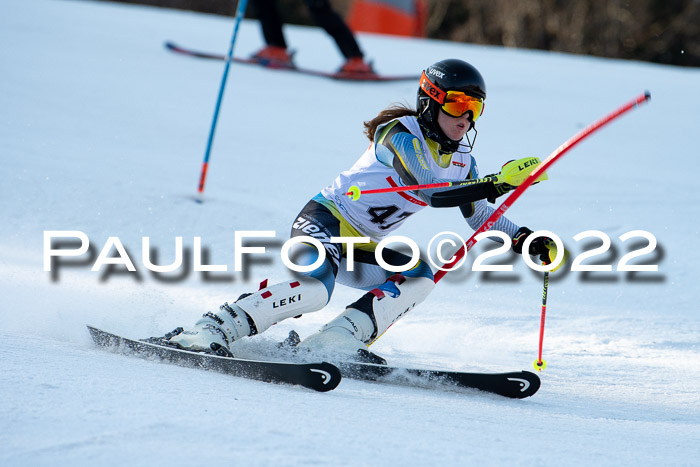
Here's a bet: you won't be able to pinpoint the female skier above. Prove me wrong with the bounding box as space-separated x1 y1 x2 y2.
167 59 564 360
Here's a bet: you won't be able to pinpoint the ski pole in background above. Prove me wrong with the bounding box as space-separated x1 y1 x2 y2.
534 271 549 371
196 0 249 202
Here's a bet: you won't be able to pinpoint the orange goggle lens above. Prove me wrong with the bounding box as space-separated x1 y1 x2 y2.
420 71 484 121
442 91 484 120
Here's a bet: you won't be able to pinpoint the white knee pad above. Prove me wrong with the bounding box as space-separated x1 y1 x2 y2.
235 277 329 334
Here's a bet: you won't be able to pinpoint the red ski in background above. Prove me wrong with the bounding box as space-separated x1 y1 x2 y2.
164 41 418 82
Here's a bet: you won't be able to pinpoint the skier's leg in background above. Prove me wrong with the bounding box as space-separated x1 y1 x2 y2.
251 0 287 49
304 0 363 59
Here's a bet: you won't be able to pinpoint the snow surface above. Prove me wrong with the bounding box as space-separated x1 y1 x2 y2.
2 0 700 465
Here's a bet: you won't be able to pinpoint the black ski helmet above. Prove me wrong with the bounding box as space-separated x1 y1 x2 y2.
417 59 486 153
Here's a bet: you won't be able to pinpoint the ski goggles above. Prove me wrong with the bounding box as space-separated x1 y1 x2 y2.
420 71 485 121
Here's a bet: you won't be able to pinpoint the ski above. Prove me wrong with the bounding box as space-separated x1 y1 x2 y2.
86 326 341 392
164 41 418 82
337 361 540 399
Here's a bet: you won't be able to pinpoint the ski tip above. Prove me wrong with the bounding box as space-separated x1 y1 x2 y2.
644 90 651 101
498 370 542 399
303 362 342 392
517 370 542 398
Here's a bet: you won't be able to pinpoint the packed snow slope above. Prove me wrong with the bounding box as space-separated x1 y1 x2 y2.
2 0 700 465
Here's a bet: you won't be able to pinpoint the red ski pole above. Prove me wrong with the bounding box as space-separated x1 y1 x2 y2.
534 271 549 371
345 175 498 201
345 156 548 201
433 91 651 283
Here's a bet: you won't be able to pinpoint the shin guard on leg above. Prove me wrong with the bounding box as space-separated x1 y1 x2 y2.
354 275 435 344
169 277 328 353
234 277 329 334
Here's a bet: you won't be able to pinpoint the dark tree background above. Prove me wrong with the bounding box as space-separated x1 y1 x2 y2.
94 0 700 67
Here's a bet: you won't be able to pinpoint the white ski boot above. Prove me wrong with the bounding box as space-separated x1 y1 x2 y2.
299 307 376 356
168 302 252 355
299 275 435 361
